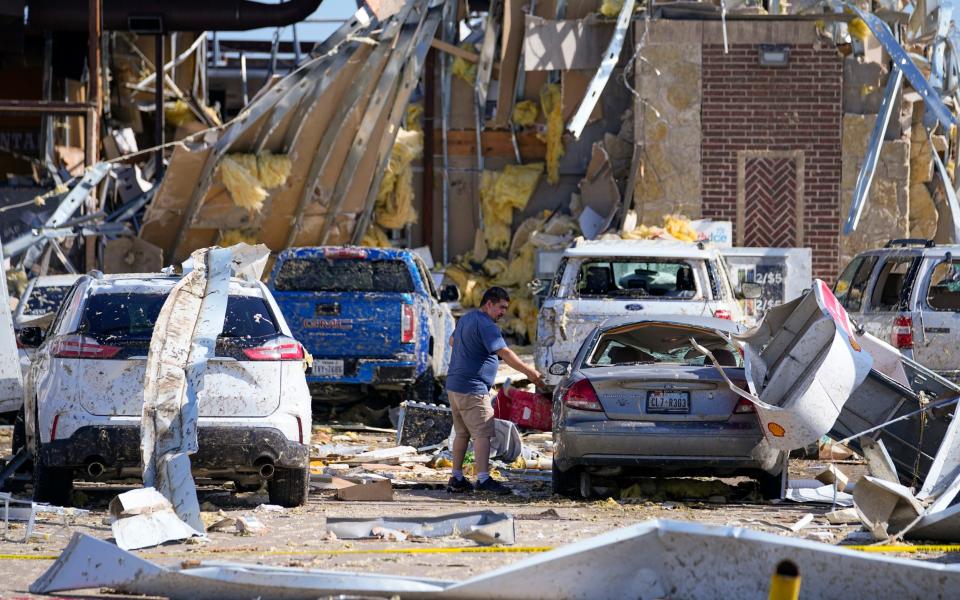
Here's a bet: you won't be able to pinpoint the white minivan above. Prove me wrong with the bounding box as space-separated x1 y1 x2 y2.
20 272 312 507
536 239 758 388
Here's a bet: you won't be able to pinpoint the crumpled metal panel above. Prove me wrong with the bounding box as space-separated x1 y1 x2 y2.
32 520 960 599
697 281 872 450
140 243 269 533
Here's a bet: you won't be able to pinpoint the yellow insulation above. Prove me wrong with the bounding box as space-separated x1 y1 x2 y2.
257 151 292 189
375 128 423 230
220 156 268 212
361 225 393 248
600 0 624 17
405 103 423 132
229 153 259 178
480 163 544 251
621 214 698 242
165 100 195 127
218 229 258 246
512 100 539 127
445 265 489 308
848 17 870 41
452 44 478 84
539 83 564 185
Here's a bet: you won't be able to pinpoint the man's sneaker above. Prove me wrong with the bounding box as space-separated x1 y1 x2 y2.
476 477 512 495
446 476 474 493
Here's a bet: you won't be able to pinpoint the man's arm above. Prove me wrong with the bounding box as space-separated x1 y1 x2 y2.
496 347 545 388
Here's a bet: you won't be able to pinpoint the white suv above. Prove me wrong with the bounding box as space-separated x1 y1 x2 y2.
536 240 757 387
834 239 960 382
21 272 312 507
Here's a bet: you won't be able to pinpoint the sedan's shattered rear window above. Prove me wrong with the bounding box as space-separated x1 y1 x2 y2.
587 323 742 368
273 258 414 293
81 293 279 341
24 285 72 316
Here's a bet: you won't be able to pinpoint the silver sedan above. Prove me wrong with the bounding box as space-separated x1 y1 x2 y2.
550 316 786 499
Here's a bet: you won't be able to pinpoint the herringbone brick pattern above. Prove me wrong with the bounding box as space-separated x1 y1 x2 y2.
743 157 797 247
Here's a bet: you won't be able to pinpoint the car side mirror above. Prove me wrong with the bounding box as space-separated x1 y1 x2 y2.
17 327 44 348
738 282 762 300
440 284 460 303
549 361 571 376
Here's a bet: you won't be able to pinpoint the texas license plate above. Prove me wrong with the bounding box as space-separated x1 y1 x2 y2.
646 391 690 414
314 359 344 377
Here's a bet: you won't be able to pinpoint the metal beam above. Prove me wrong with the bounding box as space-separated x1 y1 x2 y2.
317 3 433 245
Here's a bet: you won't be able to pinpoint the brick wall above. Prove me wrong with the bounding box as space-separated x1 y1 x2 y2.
700 43 843 280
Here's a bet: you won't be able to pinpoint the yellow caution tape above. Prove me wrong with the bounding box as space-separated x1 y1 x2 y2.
846 544 960 553
0 545 554 562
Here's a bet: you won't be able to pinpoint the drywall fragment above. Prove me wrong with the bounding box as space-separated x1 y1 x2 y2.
141 243 270 535
109 488 200 551
825 507 861 524
815 465 850 491
853 475 924 540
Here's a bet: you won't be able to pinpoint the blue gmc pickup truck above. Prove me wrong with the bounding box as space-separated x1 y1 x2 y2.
267 247 457 403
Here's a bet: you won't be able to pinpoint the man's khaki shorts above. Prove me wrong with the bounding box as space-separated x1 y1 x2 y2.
448 390 495 439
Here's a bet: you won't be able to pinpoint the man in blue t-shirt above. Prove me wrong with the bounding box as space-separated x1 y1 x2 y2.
446 287 544 494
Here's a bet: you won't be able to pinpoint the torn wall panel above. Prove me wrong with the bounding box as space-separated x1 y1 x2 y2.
523 16 615 71
490 0 526 129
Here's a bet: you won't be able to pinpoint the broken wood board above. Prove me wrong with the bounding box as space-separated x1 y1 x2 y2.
335 479 394 501
491 0 526 129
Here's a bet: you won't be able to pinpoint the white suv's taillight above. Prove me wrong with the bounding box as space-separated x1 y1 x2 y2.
401 304 416 343
892 315 914 349
713 309 732 320
734 398 756 414
51 334 120 359
243 336 305 361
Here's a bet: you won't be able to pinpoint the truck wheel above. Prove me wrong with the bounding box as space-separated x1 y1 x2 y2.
32 450 73 506
408 367 436 403
267 467 309 507
552 465 580 498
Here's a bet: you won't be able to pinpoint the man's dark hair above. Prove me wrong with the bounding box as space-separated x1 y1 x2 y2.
481 286 510 306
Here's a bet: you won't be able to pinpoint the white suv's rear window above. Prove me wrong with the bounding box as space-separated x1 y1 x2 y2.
567 258 703 300
81 293 279 341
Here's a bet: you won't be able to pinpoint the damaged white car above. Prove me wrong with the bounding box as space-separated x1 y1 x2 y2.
536 240 759 388
21 272 312 507
550 316 786 499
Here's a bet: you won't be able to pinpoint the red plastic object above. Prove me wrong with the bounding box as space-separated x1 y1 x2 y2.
494 386 553 431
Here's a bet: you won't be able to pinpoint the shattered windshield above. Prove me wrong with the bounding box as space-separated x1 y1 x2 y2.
572 258 703 299
273 258 415 293
586 323 742 368
23 285 72 316
80 293 279 341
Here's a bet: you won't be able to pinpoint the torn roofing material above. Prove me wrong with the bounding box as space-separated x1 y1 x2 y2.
32 520 960 599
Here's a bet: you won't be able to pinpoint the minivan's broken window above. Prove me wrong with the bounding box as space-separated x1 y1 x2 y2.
926 260 960 311
835 255 877 311
80 293 279 341
869 257 916 311
572 259 702 299
273 258 414 293
586 323 741 367
24 285 72 316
